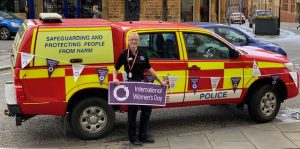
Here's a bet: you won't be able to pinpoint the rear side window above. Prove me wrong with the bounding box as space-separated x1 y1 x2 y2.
139 32 179 60
34 28 114 66
12 23 27 65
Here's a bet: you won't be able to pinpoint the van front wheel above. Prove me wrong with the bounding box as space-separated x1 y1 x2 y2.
248 85 281 123
70 97 115 140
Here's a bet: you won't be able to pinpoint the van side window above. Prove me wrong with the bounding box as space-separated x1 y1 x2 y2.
183 32 230 60
139 32 179 60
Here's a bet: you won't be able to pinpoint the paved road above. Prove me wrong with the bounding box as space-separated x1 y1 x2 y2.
0 40 12 69
0 26 300 147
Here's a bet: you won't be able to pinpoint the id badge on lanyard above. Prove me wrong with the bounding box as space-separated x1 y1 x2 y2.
127 49 138 78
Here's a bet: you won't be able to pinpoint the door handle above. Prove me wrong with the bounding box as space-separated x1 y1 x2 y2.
188 65 200 71
70 58 83 63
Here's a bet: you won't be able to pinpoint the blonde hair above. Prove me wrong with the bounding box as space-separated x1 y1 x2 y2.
128 32 139 40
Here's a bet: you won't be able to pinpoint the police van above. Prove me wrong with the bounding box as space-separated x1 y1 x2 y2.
4 13 299 140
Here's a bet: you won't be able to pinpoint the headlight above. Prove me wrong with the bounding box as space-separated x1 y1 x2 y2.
10 22 20 27
284 62 298 72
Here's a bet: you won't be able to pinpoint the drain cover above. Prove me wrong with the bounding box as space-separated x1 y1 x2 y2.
291 112 300 120
276 108 300 122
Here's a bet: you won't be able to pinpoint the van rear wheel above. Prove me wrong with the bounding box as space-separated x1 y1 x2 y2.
70 97 115 140
248 85 281 123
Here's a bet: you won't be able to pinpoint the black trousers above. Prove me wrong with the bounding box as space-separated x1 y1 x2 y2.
127 105 152 142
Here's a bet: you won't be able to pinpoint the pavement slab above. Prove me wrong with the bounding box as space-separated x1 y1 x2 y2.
60 146 88 149
21 148 60 149
123 137 170 149
139 137 170 148
105 143 128 149
168 134 212 149
292 141 300 148
241 128 298 149
283 132 300 141
275 122 300 132
210 142 256 149
205 129 248 142
247 123 280 132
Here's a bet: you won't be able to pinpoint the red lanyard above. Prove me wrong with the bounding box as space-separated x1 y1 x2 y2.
127 49 138 72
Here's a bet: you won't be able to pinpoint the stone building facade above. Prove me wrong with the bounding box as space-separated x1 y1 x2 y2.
101 0 227 23
2 0 228 24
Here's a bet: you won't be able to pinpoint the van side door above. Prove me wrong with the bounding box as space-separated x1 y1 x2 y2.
180 30 244 103
136 30 187 104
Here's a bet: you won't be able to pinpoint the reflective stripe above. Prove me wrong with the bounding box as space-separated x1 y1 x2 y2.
167 93 185 103
223 68 243 89
243 68 258 88
178 28 212 34
185 89 242 101
65 74 108 101
258 62 284 68
39 27 111 32
23 102 49 104
30 29 37 54
29 28 37 67
188 62 224 70
155 70 185 94
20 68 65 79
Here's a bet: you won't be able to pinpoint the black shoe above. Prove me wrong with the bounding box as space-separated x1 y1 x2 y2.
140 137 155 143
130 140 143 146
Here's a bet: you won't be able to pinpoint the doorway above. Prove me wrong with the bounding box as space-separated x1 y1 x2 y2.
181 0 194 22
200 0 209 22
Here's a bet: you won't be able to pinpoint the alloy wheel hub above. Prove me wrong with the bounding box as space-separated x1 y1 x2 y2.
80 106 107 133
260 92 276 116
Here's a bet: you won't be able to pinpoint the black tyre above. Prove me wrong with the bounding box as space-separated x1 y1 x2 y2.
248 85 281 123
0 27 11 40
70 97 115 140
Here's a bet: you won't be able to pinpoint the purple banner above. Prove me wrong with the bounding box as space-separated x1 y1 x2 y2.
46 58 59 78
109 82 167 106
231 77 241 93
272 74 280 85
190 77 199 94
96 68 108 85
144 74 155 83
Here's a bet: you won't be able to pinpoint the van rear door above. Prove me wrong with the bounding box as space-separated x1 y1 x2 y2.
19 26 114 115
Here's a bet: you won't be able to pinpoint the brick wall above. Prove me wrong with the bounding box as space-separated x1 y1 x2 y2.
280 0 297 22
101 0 225 23
104 0 125 21
140 0 163 20
167 0 180 22
281 11 297 22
